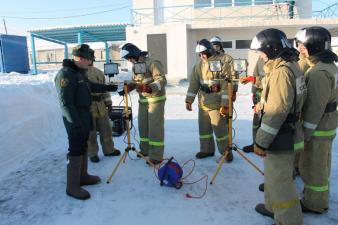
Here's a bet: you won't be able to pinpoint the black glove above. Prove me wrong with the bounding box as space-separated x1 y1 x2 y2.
118 90 125 96
106 84 118 92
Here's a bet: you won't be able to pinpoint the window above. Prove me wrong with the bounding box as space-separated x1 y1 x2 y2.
222 41 233 49
46 51 54 62
254 0 273 5
195 0 211 8
234 0 251 6
215 0 232 7
236 40 252 49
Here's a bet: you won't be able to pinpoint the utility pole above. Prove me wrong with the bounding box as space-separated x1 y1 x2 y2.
3 19 8 34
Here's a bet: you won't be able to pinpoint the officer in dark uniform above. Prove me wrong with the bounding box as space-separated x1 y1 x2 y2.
55 44 118 200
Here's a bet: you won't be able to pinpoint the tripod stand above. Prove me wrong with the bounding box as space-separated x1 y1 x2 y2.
210 76 264 185
107 83 155 184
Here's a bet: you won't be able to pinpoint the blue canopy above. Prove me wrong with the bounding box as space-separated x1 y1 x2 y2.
28 23 127 74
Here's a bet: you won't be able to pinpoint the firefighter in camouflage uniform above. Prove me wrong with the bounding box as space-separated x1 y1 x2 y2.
86 49 120 163
120 43 167 165
251 29 307 225
185 39 235 162
295 26 338 214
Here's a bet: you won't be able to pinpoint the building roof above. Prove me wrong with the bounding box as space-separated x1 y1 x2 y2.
28 23 128 44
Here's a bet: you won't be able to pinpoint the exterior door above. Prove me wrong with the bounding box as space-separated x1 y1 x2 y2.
147 33 167 74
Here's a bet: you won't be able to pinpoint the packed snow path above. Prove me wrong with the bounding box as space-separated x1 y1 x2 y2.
0 73 337 225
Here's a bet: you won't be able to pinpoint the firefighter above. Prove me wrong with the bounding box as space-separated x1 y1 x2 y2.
292 29 311 175
86 49 120 163
55 44 118 200
185 39 234 162
120 43 167 165
210 36 239 101
210 36 225 55
251 28 307 225
295 26 338 214
240 57 265 153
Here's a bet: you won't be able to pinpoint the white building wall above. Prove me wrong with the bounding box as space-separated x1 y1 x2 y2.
126 24 189 83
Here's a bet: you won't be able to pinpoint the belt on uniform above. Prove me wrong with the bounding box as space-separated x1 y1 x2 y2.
92 95 103 101
325 102 337 113
200 84 220 94
279 112 300 131
285 112 300 123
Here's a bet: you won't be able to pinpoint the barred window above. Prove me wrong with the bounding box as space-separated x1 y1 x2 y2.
236 40 252 49
254 0 273 5
234 0 251 6
222 41 233 49
195 0 211 8
215 0 232 7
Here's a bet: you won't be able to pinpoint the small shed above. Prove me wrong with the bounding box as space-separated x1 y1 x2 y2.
0 34 29 73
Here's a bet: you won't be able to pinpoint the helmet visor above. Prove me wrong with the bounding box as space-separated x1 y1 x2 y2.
250 36 261 50
196 44 208 53
120 49 130 59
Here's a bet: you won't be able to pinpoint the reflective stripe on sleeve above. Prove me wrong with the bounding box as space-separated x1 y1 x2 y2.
303 121 317 130
260 123 279 135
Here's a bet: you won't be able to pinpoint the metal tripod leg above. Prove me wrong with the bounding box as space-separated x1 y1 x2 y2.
233 147 264 176
106 150 128 184
106 83 155 184
210 77 263 185
210 151 229 184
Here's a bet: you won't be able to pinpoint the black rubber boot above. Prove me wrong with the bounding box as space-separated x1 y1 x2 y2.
242 144 254 153
66 155 90 200
195 152 215 159
104 147 121 156
255 203 274 218
89 155 100 163
80 153 101 186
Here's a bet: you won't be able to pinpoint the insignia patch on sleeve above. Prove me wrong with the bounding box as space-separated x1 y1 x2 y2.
60 78 69 87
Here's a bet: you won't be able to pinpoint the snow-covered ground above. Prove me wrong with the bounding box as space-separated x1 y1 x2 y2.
0 72 337 225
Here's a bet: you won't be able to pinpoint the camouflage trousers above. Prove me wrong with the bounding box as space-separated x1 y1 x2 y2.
87 112 114 157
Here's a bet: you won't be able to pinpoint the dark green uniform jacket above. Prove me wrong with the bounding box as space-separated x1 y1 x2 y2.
55 59 110 155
